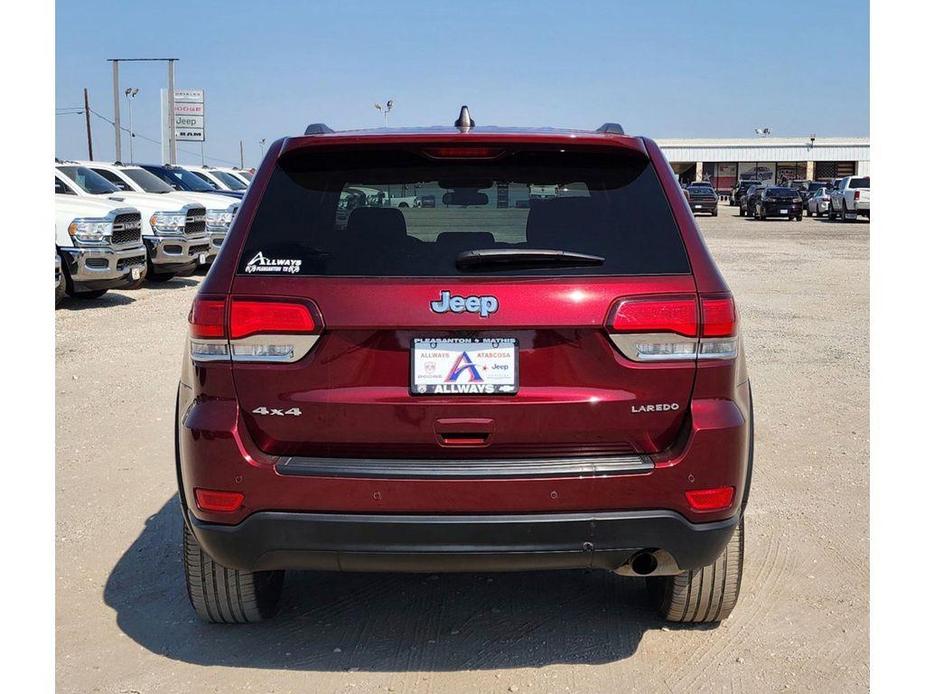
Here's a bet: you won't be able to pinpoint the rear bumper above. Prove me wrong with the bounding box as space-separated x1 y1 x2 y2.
187 507 740 573
688 200 717 212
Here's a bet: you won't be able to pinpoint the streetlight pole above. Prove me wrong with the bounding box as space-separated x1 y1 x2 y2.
374 99 394 127
124 88 139 162
259 138 266 161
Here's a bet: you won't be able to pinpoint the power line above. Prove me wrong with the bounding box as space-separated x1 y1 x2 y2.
85 108 238 166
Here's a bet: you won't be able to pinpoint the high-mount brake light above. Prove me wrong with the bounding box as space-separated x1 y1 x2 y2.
685 486 735 512
421 146 505 159
607 295 738 362
188 297 323 364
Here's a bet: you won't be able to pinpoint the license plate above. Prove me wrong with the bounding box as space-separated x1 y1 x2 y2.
199 253 209 264
694 204 702 209
130 267 141 280
779 208 789 214
412 338 518 395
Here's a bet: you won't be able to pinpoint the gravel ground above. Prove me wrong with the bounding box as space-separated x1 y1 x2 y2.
56 206 869 693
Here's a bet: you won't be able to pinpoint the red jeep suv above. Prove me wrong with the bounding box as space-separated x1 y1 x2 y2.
176 109 753 624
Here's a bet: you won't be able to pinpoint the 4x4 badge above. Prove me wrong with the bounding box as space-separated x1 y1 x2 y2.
430 290 498 317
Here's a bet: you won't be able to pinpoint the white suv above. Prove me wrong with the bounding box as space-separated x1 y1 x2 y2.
55 163 210 282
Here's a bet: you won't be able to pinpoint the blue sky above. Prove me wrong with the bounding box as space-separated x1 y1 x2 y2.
55 0 869 167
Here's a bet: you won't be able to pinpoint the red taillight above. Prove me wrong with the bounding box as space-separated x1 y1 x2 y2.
854 190 861 201
194 488 244 513
189 297 323 363
685 486 735 512
421 146 505 159
610 297 698 337
607 295 737 362
701 297 737 337
229 299 317 339
189 298 226 338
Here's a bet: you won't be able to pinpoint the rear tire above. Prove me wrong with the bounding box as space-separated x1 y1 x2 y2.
711 207 718 216
648 516 744 623
183 524 284 623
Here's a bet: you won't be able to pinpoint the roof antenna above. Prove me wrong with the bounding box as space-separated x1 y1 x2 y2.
454 105 475 131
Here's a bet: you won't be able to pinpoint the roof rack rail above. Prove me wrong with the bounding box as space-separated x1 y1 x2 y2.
596 123 625 135
304 123 335 135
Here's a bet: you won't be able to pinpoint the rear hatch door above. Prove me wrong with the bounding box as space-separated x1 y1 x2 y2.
229 142 696 459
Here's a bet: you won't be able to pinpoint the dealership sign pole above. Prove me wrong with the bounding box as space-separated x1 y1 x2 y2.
108 58 179 163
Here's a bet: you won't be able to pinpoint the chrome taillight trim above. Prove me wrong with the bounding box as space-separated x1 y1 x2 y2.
608 332 738 362
190 334 319 364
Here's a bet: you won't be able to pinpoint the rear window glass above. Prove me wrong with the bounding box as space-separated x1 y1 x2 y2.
767 187 799 197
237 148 690 277
849 177 869 188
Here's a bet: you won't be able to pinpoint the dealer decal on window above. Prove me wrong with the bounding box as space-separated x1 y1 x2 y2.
244 252 302 274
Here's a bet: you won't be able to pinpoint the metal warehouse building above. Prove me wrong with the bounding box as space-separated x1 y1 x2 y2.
654 136 870 193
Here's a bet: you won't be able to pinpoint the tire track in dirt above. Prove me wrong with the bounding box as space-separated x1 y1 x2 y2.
669 531 794 691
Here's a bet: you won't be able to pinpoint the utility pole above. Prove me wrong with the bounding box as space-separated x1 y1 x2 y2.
83 88 93 160
112 61 122 161
240 140 244 168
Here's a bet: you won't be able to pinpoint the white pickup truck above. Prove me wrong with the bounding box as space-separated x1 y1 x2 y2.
55 195 148 300
828 175 870 221
78 161 238 265
55 163 211 281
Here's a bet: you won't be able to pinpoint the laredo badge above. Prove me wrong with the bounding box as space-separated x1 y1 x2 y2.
245 252 302 274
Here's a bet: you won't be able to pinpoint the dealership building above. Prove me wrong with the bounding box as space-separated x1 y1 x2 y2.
654 136 870 192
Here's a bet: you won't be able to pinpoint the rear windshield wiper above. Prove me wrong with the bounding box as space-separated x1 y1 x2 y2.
456 248 605 271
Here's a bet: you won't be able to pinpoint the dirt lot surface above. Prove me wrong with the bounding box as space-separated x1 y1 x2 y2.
56 207 869 693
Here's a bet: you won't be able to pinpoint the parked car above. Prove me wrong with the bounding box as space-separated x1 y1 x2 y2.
806 187 831 217
177 112 753 625
79 161 238 265
686 182 718 216
216 167 253 186
731 179 760 207
754 187 803 221
56 164 211 282
140 163 242 200
788 180 828 212
738 184 764 217
828 176 870 221
183 165 247 198
54 195 147 300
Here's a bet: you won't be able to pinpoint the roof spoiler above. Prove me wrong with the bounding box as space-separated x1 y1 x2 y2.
596 123 625 135
304 123 335 135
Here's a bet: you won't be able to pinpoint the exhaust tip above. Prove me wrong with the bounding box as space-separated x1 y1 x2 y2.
630 552 658 576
